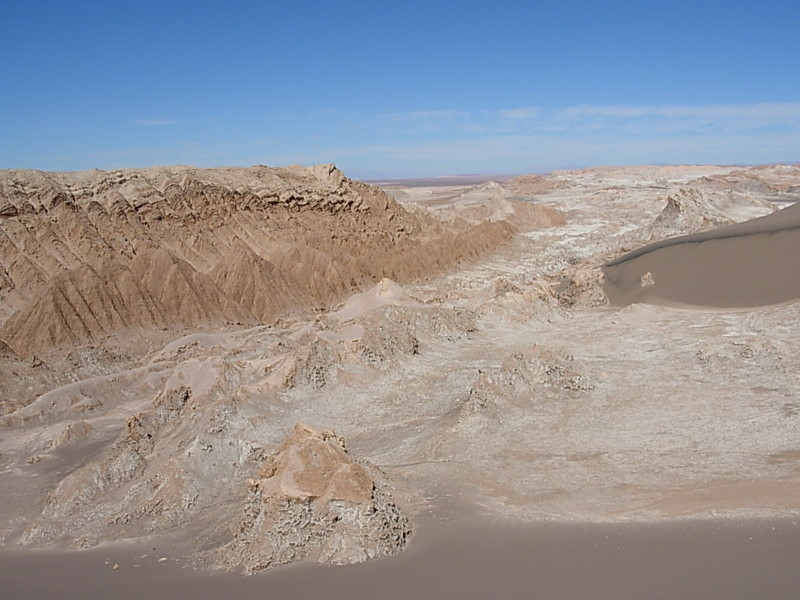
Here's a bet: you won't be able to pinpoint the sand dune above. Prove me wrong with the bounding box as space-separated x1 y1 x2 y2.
603 200 800 308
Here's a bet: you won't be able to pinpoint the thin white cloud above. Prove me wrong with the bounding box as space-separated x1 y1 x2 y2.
377 109 471 123
557 102 800 124
498 107 542 120
409 110 470 119
370 103 800 135
65 102 799 176
133 118 178 126
370 110 474 136
264 123 800 178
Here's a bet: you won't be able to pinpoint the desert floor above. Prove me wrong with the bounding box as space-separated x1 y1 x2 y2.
2 164 800 597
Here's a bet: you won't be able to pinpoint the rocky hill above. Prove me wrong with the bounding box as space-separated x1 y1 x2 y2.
0 164 513 358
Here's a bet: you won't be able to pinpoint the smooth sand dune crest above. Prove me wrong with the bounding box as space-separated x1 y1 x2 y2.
603 201 800 308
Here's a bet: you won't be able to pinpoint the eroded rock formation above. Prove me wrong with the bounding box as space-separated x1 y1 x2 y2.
218 423 410 574
465 344 593 415
0 164 512 358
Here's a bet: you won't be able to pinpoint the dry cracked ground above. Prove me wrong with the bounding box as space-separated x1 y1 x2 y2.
1 163 799 574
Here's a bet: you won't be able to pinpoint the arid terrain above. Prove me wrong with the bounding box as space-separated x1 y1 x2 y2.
1 162 800 596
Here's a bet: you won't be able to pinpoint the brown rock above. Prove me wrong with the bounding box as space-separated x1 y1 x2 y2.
220 423 410 574
0 165 515 357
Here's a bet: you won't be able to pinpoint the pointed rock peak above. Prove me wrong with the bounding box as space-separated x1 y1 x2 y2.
222 422 410 573
256 422 373 506
330 278 421 322
310 163 345 185
375 277 407 298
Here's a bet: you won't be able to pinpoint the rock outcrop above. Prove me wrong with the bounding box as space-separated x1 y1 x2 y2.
646 188 775 240
465 345 593 415
0 165 513 358
22 386 199 545
218 423 410 574
555 264 608 309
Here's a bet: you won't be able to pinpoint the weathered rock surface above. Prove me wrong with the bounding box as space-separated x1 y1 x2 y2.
11 278 436 567
0 164 513 358
22 386 200 545
217 423 410 574
645 187 775 240
465 345 593 415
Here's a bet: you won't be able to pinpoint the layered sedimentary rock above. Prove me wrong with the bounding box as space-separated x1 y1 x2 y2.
0 164 513 357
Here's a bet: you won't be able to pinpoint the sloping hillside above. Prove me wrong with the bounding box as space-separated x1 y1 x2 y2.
0 164 514 357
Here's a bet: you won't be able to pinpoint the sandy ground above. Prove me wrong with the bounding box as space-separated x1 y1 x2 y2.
3 515 800 599
604 201 800 307
2 163 800 595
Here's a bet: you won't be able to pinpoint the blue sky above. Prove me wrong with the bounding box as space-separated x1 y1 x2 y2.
2 1 799 177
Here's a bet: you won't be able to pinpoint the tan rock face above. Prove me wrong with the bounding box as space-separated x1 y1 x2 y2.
258 424 373 506
0 165 513 358
220 423 410 574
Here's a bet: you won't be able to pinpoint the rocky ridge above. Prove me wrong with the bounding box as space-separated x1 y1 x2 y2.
0 164 514 358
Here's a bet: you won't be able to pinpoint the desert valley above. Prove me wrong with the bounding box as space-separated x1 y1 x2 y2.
1 162 799 598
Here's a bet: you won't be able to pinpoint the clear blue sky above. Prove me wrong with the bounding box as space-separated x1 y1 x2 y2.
2 1 799 177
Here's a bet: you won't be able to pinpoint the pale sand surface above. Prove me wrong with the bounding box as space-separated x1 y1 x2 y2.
3 517 800 600
603 201 800 308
